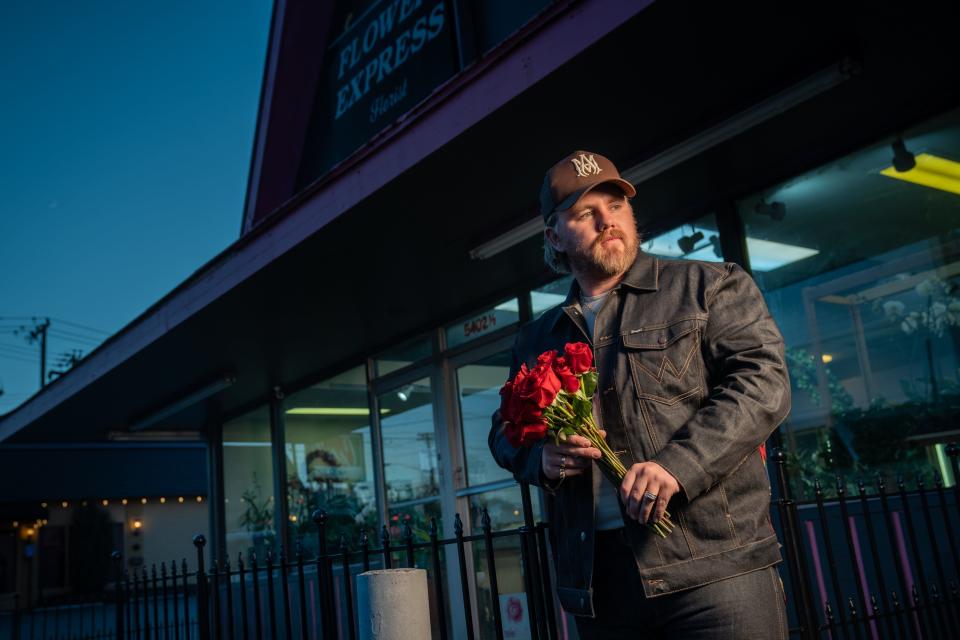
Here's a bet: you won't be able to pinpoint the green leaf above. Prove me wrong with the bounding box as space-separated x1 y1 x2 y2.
582 371 598 398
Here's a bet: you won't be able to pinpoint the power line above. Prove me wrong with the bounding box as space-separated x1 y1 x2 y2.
48 330 103 346
0 316 110 336
49 317 112 336
0 343 37 356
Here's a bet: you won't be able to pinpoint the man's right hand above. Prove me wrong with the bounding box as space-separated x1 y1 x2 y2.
541 432 604 481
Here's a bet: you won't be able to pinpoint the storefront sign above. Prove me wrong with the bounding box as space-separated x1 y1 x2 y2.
299 0 458 184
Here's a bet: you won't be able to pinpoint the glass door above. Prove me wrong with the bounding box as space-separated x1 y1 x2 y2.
449 338 541 639
377 374 444 533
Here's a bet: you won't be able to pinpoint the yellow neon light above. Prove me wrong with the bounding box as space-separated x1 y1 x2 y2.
286 407 386 416
881 153 960 195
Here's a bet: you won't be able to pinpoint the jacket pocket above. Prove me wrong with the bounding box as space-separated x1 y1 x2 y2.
623 318 702 406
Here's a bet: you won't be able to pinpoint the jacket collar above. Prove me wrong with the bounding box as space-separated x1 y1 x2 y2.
549 251 659 333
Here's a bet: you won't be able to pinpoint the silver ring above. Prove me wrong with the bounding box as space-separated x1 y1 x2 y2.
559 455 567 470
559 466 566 480
643 491 658 502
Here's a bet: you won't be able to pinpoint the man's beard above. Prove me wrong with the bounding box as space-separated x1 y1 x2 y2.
568 227 639 278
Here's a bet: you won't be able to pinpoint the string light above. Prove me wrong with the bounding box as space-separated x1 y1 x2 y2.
31 496 201 511
132 519 142 530
12 521 18 528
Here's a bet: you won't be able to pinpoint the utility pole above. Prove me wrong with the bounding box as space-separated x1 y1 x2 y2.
48 350 83 381
17 318 51 388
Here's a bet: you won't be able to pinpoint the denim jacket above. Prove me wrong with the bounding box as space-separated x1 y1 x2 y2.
488 251 791 616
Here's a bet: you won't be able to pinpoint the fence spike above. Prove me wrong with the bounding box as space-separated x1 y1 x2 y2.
454 513 475 640
403 521 415 567
339 534 355 640
381 524 393 569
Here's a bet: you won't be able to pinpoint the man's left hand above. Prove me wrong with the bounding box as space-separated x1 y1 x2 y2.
620 462 680 524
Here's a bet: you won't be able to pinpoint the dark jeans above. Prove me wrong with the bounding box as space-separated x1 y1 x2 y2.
575 529 788 639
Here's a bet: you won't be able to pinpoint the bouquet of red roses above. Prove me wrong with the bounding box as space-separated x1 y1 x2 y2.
499 342 675 538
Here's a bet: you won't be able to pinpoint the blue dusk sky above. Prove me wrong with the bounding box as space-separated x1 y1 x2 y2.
0 2 273 415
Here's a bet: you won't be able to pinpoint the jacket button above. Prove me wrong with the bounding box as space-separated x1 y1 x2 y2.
580 597 586 609
657 335 666 344
580 531 587 542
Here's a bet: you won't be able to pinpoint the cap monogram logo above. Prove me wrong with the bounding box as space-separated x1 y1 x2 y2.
570 153 603 177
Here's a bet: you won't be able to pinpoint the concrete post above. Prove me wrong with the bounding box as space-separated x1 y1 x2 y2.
356 568 431 640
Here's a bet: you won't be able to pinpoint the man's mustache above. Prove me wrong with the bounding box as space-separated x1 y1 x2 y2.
593 228 626 249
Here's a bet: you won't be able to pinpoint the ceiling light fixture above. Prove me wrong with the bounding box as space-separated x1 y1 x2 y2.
397 384 416 402
755 199 786 221
890 138 916 172
129 372 236 432
677 230 704 254
709 234 722 258
469 216 544 260
286 407 383 416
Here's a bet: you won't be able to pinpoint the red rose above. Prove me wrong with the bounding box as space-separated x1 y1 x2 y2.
552 357 580 394
537 350 559 366
503 364 531 422
517 362 562 409
516 419 548 446
564 342 593 374
504 418 547 447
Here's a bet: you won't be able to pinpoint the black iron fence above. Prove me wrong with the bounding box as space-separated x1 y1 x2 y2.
1 443 959 640
1 494 558 640
772 443 960 639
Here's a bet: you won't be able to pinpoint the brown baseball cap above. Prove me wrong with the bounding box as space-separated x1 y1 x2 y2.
539 150 636 221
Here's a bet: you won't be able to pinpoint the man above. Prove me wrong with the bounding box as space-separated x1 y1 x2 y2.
488 151 791 638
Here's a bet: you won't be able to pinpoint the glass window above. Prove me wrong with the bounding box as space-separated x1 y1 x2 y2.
378 377 439 503
445 299 519 349
531 275 573 319
283 366 377 555
640 213 724 262
469 485 541 640
375 335 433 377
387 500 444 542
457 351 513 486
223 407 276 561
740 107 960 496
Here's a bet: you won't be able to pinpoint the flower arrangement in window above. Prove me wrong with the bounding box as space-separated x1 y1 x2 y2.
879 276 960 337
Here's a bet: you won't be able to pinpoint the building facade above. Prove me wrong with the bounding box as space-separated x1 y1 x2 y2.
2 0 959 636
